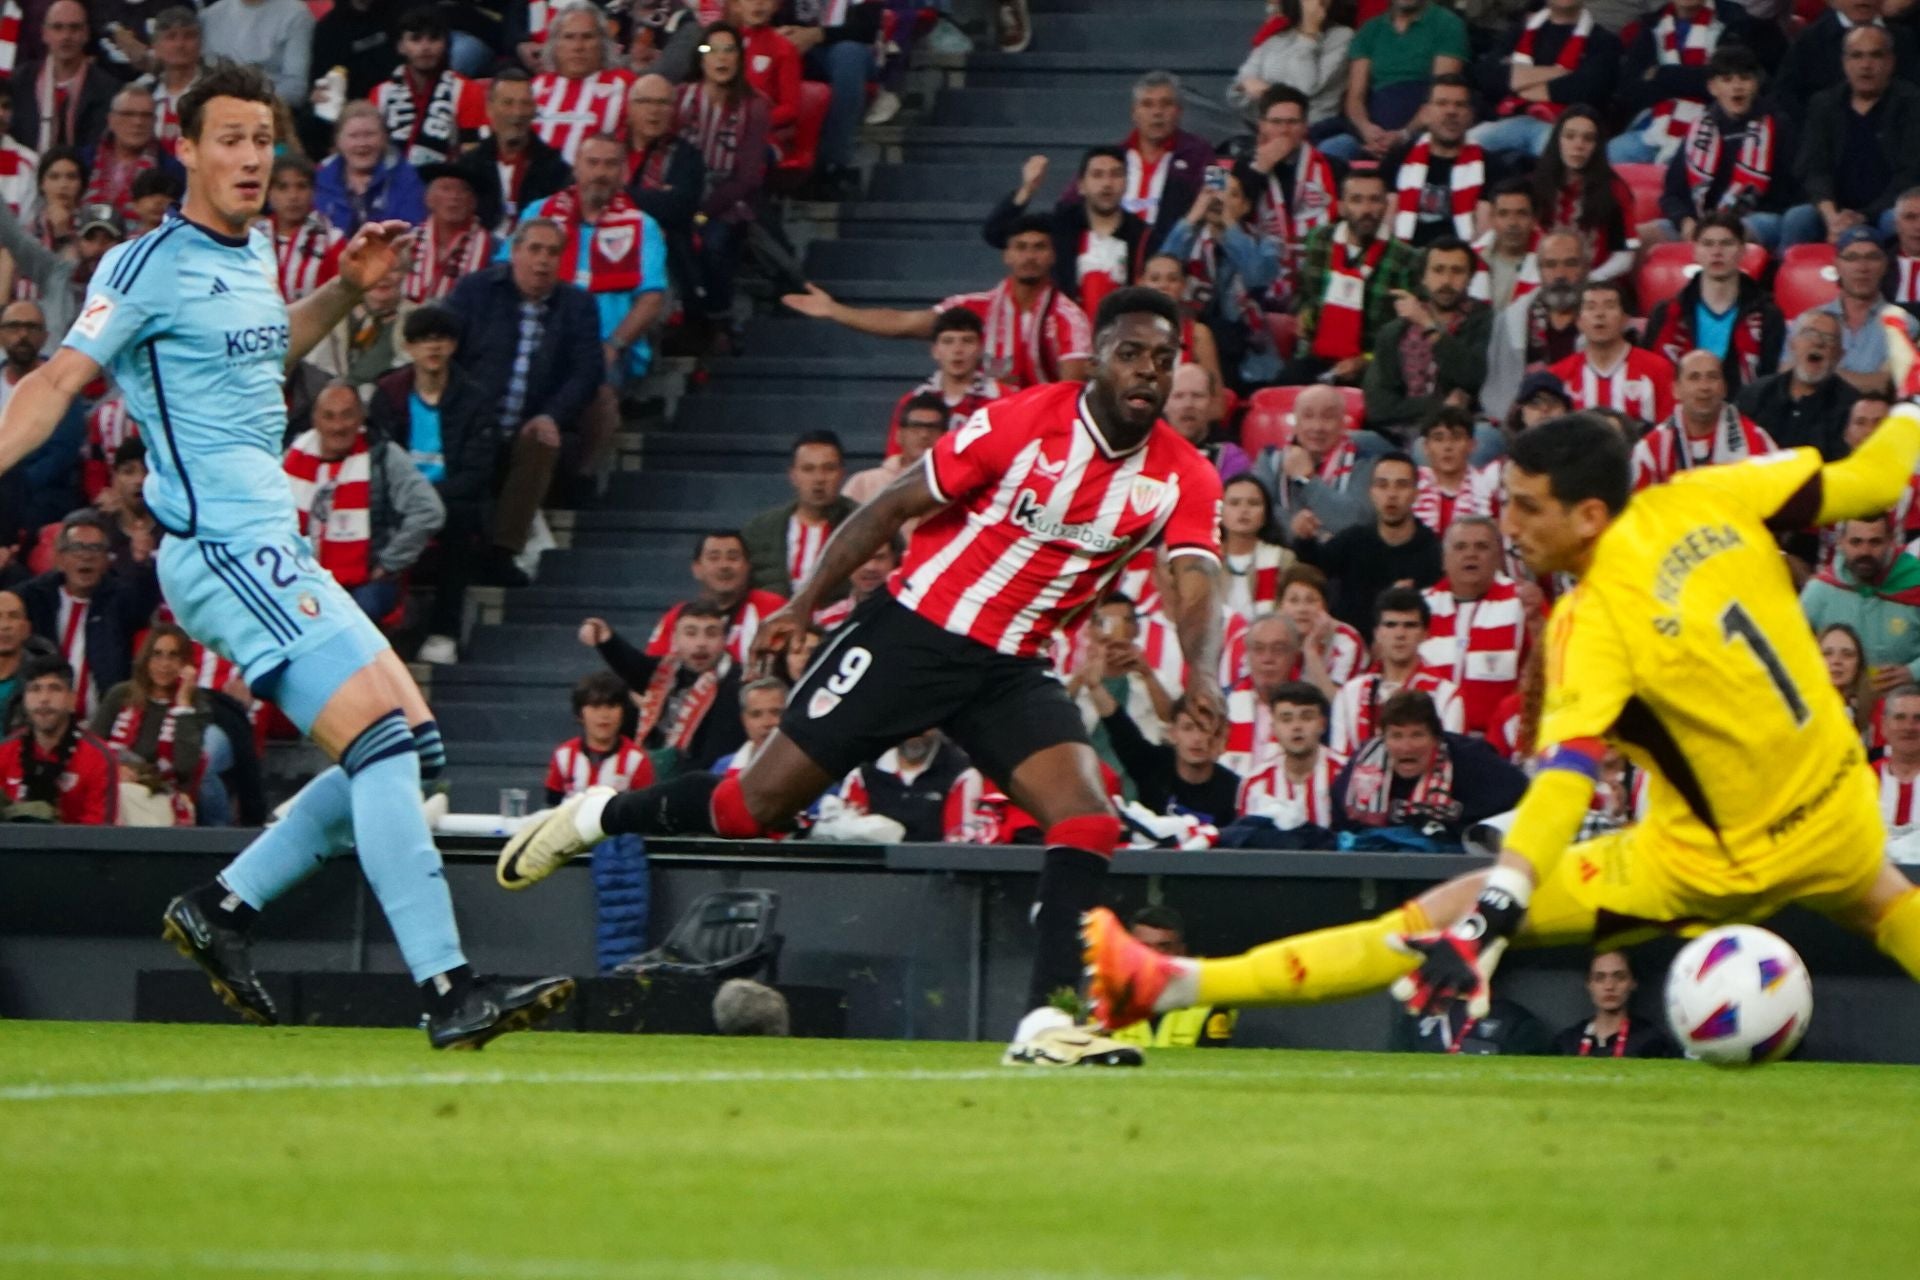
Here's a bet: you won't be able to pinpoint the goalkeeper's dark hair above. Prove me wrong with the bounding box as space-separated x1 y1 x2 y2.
1507 412 1633 516
1093 286 1181 343
178 60 279 144
571 672 627 714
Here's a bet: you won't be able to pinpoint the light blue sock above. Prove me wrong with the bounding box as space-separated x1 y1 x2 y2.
344 711 467 982
218 767 355 909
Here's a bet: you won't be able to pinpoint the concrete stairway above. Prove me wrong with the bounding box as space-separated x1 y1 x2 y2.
423 0 1248 811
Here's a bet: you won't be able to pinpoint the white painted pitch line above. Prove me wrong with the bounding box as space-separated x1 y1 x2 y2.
0 1243 1261 1280
0 1061 1654 1104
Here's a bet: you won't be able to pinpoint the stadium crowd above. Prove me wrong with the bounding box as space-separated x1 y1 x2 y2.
8 0 1920 873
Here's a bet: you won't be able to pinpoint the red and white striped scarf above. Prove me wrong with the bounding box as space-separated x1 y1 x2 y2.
146 71 195 154
1342 733 1460 827
1897 255 1920 305
1237 749 1345 827
1121 130 1172 223
676 82 744 184
1305 436 1357 490
1469 227 1540 305
1182 224 1266 351
105 696 199 825
1630 407 1774 489
1225 541 1293 621
1412 466 1492 537
1499 8 1592 124
1310 222 1387 361
0 138 33 215
88 394 136 457
1258 144 1337 306
283 429 373 589
1419 577 1528 734
632 657 726 752
274 214 343 301
980 279 1063 388
56 590 91 714
32 57 87 151
1879 755 1920 832
83 138 162 222
1391 140 1485 242
1681 111 1774 212
540 184 650 293
1223 678 1279 776
1331 670 1458 757
1642 6 1720 160
1292 620 1366 686
787 513 830 590
0 2 20 76
403 218 492 304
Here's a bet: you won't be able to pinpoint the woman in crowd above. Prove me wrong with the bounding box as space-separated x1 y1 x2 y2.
1277 563 1363 695
1820 622 1881 748
90 624 230 828
2 148 86 300
1530 106 1635 283
1219 474 1297 627
1228 0 1355 126
314 101 427 234
1159 167 1282 390
676 23 771 354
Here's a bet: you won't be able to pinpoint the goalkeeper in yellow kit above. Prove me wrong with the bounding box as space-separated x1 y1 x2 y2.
1085 409 1920 1034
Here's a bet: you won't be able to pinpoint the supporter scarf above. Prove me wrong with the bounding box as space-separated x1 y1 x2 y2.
379 66 466 166
284 429 373 588
404 217 492 303
82 137 161 220
1343 734 1461 827
1815 551 1920 607
105 696 197 825
0 2 19 76
1470 227 1540 305
275 213 340 299
1498 8 1592 124
1682 111 1773 212
1280 437 1356 502
1413 465 1490 536
626 136 679 192
1661 406 1763 472
1648 287 1768 383
33 58 84 150
1121 130 1172 222
1391 140 1484 242
14 721 78 808
1076 227 1129 317
982 279 1062 387
676 83 743 185
541 185 648 293
1642 6 1719 161
632 657 727 751
1257 144 1336 305
1309 222 1386 361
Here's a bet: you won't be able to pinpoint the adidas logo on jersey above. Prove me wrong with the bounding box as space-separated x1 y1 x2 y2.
210 277 232 296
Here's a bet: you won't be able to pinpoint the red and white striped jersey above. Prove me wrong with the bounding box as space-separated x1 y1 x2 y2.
1877 756 1920 837
1328 670 1465 757
644 589 790 666
1897 256 1920 308
273 215 345 301
546 735 655 798
1237 749 1346 826
0 136 36 215
1629 410 1777 491
1418 576 1531 736
1297 620 1366 687
1223 677 1277 777
402 219 494 304
1412 466 1494 538
1549 347 1676 423
933 281 1092 390
786 513 831 592
533 69 635 163
892 383 1224 659
139 71 193 154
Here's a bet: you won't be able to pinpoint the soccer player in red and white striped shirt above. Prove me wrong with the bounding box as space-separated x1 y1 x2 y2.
545 672 656 806
1418 517 1533 737
1236 682 1344 827
531 5 634 164
1548 281 1676 425
1876 686 1920 841
503 288 1227 1062
266 157 343 302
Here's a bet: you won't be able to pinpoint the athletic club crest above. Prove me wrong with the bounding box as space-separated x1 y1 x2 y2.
594 224 636 262
297 593 321 619
807 689 841 720
1129 475 1168 514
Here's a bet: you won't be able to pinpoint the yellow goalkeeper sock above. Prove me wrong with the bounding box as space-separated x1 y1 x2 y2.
1194 902 1432 1008
1873 887 1920 982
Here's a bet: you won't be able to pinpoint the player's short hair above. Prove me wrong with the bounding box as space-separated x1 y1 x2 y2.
713 978 790 1035
21 652 75 688
1580 279 1629 310
791 429 843 460
1005 212 1055 242
1693 211 1746 243
177 59 279 145
113 436 147 470
1378 688 1443 736
1507 412 1633 516
130 167 182 203
931 306 984 339
1277 563 1329 602
739 676 786 707
1372 586 1430 630
900 392 950 427
1129 904 1186 936
1079 145 1126 177
398 5 448 39
1268 680 1329 715
403 306 461 345
694 529 747 560
1371 450 1418 480
676 601 730 626
571 672 627 714
1422 405 1475 438
1256 83 1308 118
1421 235 1475 276
1092 285 1180 344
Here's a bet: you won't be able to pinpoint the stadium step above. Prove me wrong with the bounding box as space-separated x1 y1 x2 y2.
665 393 901 440
596 469 796 510
931 87 1150 131
642 431 886 471
804 236 1004 282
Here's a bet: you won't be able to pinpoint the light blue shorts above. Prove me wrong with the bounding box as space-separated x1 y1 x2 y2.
159 532 390 733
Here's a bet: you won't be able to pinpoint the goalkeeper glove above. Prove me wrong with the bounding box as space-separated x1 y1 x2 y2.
1390 867 1531 1021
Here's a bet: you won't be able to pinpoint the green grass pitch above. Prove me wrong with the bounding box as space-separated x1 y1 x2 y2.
3 1021 1919 1280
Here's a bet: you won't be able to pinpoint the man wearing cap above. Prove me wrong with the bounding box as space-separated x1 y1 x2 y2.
404 165 493 305
0 194 123 348
373 6 490 169
1813 226 1920 395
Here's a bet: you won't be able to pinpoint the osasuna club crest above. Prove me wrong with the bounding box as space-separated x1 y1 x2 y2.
1129 475 1168 515
594 224 636 262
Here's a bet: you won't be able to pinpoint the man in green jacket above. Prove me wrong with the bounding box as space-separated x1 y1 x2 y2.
741 430 857 600
1361 237 1490 446
1801 514 1920 690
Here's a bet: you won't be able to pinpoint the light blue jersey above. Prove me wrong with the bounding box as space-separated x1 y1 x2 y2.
64 214 296 542
64 213 386 727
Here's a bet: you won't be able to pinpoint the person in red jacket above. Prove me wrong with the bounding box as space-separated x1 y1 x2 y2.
729 0 802 151
0 653 117 824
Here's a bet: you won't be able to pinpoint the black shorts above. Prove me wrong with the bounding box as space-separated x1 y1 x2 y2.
778 592 1089 788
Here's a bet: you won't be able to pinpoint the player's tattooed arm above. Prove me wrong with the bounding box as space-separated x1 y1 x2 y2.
750 466 946 667
1163 554 1227 733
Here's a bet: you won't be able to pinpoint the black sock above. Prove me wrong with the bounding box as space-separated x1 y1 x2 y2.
601 772 721 837
1026 846 1110 1012
420 964 476 1016
188 878 258 932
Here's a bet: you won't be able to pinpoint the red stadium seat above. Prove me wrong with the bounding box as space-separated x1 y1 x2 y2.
1614 163 1667 228
25 522 60 576
1240 386 1365 454
1740 242 1769 279
775 81 833 187
1635 241 1772 314
1775 244 1840 319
